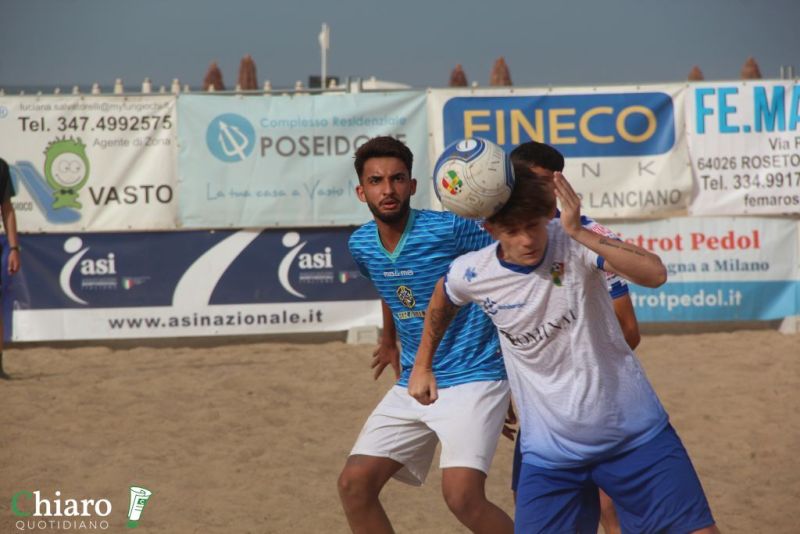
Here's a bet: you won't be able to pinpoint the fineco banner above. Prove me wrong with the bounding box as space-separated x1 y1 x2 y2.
8 228 380 341
427 85 691 218
609 217 799 322
0 96 178 232
686 81 800 215
177 92 430 228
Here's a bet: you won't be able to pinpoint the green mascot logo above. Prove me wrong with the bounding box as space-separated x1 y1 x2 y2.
44 137 91 209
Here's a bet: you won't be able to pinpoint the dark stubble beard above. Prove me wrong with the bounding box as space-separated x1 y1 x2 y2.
368 196 411 224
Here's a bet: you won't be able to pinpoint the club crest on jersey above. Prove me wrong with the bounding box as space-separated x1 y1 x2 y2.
396 285 416 308
550 262 565 286
441 170 463 195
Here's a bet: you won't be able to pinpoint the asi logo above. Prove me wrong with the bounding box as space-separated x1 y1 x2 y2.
60 236 118 304
206 113 256 162
44 137 91 209
279 232 334 298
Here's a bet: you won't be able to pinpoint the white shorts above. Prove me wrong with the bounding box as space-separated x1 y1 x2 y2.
349 380 510 486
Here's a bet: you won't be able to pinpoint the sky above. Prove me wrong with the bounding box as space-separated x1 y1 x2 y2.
1 0 798 92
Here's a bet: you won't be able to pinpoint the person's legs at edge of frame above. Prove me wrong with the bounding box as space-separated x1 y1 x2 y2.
431 379 513 533
592 424 720 534
0 284 8 380
338 384 439 534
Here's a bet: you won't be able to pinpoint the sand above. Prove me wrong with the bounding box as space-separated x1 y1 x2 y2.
1 330 799 533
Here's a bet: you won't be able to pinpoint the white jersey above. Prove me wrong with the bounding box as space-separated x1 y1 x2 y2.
444 220 668 469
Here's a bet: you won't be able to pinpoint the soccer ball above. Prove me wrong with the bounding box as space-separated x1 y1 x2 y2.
433 138 515 219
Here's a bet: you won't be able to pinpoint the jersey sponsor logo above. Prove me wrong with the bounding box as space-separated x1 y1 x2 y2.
396 285 416 308
383 268 414 278
482 297 525 316
550 262 565 286
396 310 425 320
499 309 577 347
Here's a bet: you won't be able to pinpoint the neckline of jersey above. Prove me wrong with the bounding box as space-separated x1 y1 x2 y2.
375 209 417 262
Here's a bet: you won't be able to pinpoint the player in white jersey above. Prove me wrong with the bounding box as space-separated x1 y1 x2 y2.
510 141 639 534
409 168 719 533
337 137 513 534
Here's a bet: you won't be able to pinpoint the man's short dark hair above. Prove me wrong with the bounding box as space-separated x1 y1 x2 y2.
354 136 413 179
487 164 555 228
509 142 564 172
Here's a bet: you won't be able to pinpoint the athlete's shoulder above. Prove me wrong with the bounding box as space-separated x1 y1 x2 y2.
413 208 456 225
348 220 377 251
450 241 496 269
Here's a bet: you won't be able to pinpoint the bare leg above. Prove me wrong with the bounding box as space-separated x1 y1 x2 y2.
599 489 620 534
0 313 8 380
337 455 403 534
441 467 513 534
691 527 721 534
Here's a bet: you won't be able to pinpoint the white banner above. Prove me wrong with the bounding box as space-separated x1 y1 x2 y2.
427 84 692 219
606 217 799 322
13 301 381 341
686 81 800 215
0 96 178 232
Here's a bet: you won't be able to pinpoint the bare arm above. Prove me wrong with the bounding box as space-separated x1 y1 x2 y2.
408 278 459 405
554 172 666 288
1 197 19 275
371 299 400 380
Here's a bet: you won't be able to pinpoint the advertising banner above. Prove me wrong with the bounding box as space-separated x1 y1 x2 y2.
608 217 799 322
427 85 692 219
686 81 800 215
8 227 381 341
177 92 430 228
0 96 178 232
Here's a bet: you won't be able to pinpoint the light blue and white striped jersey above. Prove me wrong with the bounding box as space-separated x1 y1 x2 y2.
349 209 506 388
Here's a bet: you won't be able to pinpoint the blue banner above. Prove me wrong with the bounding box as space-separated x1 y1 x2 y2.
9 228 381 341
630 281 800 322
177 92 429 228
442 92 676 157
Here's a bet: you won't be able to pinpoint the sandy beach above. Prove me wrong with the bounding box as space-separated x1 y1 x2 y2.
1 329 799 533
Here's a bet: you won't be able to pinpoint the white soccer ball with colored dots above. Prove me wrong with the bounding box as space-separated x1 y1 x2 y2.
432 138 515 220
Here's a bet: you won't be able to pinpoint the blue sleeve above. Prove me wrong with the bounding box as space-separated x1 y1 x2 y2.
452 214 494 254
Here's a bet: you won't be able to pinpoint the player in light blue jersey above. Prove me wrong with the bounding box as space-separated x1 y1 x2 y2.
337 137 513 534
410 168 718 534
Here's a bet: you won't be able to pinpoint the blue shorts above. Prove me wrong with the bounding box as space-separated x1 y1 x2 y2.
511 430 522 492
515 425 715 534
